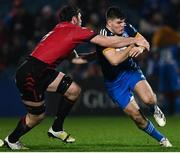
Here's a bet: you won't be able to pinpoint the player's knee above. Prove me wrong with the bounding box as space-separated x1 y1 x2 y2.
56 75 81 101
65 83 81 102
143 93 157 105
74 85 81 98
26 113 45 127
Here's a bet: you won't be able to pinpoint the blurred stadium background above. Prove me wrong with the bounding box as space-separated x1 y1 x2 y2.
0 0 180 151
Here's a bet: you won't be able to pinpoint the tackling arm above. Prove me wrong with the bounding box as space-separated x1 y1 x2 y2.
90 35 149 50
71 50 96 64
68 50 86 64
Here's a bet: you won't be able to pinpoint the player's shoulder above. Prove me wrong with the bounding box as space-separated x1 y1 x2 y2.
124 23 137 37
125 23 137 31
96 28 112 50
74 25 95 34
99 27 113 36
56 22 79 30
99 28 108 36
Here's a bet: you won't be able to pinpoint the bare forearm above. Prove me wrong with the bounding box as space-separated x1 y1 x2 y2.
91 35 136 48
114 44 135 64
105 36 135 48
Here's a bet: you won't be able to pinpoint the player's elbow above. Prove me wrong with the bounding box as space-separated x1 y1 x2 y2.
109 59 119 66
110 56 125 66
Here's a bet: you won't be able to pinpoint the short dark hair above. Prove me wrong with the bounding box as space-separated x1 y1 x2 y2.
58 5 81 22
106 6 126 20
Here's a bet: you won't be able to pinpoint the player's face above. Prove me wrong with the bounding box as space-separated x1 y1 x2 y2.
77 13 82 26
108 18 126 35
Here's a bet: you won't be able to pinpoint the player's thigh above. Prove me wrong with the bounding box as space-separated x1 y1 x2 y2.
15 57 60 102
47 72 65 92
134 80 156 104
105 77 133 109
47 72 81 101
107 88 133 110
63 81 81 100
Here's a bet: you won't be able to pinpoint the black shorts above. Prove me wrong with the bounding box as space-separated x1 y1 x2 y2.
15 56 59 102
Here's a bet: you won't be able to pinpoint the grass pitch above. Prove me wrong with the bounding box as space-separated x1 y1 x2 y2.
0 116 179 152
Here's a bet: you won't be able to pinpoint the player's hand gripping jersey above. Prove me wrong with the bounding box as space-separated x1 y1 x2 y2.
31 22 96 65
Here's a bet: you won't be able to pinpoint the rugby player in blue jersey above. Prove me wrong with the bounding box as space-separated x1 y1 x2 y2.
76 6 172 147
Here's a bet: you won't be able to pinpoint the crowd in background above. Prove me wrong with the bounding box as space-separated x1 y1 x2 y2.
0 0 180 114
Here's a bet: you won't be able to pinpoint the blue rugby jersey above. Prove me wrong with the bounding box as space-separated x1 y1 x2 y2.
96 23 141 81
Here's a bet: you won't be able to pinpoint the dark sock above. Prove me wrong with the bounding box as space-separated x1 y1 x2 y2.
52 98 74 132
8 116 31 143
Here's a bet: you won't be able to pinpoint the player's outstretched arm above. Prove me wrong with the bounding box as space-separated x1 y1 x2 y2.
69 50 88 64
90 35 148 49
71 52 97 64
103 44 135 66
71 57 88 64
70 50 96 64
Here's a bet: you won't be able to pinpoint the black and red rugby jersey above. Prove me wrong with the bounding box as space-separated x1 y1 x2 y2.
31 22 96 64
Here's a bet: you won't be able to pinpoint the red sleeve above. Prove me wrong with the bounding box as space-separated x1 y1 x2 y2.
73 26 97 43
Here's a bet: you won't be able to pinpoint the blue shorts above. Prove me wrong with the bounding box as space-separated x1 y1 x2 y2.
105 70 146 110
